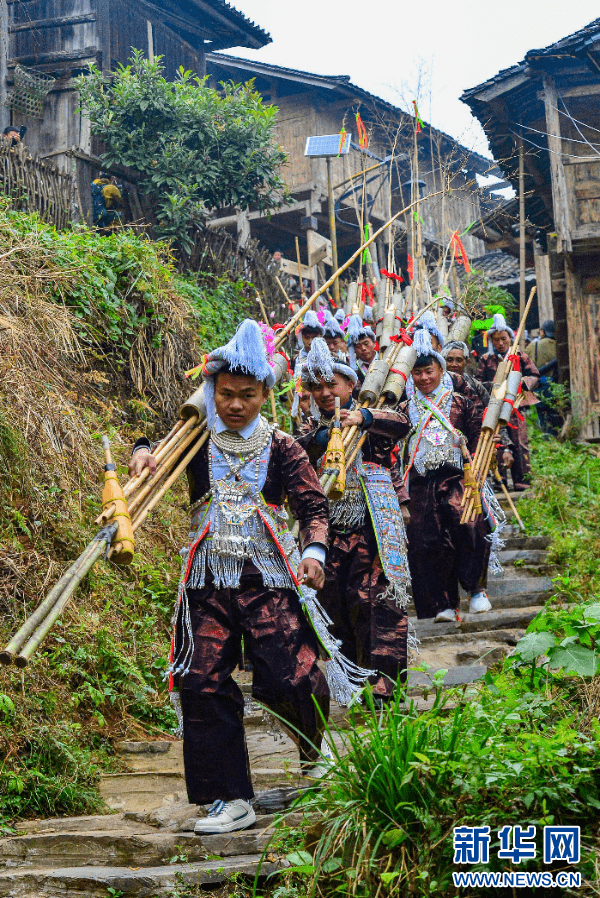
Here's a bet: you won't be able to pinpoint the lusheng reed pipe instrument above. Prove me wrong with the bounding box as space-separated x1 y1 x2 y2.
460 287 536 524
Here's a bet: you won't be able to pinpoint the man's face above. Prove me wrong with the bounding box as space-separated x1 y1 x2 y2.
272 251 282 263
355 336 376 364
309 373 353 414
442 305 452 319
301 330 318 352
491 330 511 355
412 361 443 395
445 348 466 375
325 335 347 355
214 371 268 430
299 390 311 417
6 130 20 143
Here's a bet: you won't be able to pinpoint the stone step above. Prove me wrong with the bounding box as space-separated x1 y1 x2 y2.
99 772 186 814
407 664 487 694
17 814 146 836
502 534 551 551
416 627 526 647
410 606 540 640
0 855 279 898
497 549 549 565
0 821 281 871
484 575 553 599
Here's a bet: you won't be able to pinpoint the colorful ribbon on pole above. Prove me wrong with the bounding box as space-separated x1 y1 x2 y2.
451 230 471 273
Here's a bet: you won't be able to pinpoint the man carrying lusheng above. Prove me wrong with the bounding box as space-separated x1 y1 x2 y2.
477 314 540 491
398 329 490 622
297 338 412 704
443 340 515 491
128 320 332 836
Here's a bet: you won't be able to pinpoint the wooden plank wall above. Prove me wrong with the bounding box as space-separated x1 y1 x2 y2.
9 0 97 60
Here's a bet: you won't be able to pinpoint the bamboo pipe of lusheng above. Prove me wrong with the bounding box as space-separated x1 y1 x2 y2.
460 288 536 523
0 533 114 664
324 294 441 471
274 194 442 347
130 431 211 533
13 525 118 668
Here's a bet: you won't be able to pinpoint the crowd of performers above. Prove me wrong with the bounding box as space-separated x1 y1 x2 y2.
128 300 540 836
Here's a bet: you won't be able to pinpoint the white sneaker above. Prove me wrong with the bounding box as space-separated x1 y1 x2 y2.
302 740 335 779
194 799 256 835
469 591 492 614
435 608 458 623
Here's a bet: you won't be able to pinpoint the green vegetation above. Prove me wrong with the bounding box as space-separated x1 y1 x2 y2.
0 203 250 823
269 427 600 897
78 51 289 249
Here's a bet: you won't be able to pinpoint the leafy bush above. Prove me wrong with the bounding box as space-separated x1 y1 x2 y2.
275 679 600 896
78 51 289 249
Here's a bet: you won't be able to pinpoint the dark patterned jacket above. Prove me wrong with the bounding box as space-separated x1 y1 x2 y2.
135 429 329 554
397 392 482 462
296 408 411 504
476 351 540 408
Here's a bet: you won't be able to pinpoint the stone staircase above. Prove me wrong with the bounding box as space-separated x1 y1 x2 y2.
0 499 554 897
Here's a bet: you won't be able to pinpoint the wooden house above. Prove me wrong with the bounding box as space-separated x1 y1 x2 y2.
462 17 600 440
205 54 510 278
0 0 270 166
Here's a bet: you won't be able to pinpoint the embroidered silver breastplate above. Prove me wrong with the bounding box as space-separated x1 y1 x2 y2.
186 424 294 590
408 395 462 475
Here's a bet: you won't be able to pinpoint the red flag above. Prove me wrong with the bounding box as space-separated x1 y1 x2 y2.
451 231 471 273
407 254 414 281
356 113 368 149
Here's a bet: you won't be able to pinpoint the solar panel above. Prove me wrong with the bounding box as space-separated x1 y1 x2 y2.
304 133 352 158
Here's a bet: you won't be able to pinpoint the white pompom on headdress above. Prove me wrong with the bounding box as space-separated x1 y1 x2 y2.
487 312 515 339
345 313 376 369
301 309 325 334
334 308 346 324
322 309 346 340
413 310 445 347
413 328 446 371
302 337 358 386
202 319 276 428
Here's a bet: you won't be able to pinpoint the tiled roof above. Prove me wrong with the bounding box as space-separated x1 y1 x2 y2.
462 17 600 102
464 251 535 287
207 53 498 175
186 0 271 49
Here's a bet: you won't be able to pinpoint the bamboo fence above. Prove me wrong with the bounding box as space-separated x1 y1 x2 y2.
0 142 75 229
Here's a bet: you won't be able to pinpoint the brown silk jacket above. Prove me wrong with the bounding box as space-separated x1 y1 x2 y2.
295 408 411 504
476 351 540 408
185 429 330 554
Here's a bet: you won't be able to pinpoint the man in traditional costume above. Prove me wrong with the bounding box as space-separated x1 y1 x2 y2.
477 314 540 491
322 310 348 356
297 338 411 702
346 313 379 380
399 330 493 621
129 320 333 836
290 309 325 419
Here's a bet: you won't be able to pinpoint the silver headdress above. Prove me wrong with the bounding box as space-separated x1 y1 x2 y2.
413 310 445 347
301 309 325 333
301 337 358 386
487 312 515 339
202 319 276 428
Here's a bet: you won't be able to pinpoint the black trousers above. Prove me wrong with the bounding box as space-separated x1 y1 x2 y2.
179 565 329 805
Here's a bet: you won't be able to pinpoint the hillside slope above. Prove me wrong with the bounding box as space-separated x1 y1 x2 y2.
0 206 249 823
